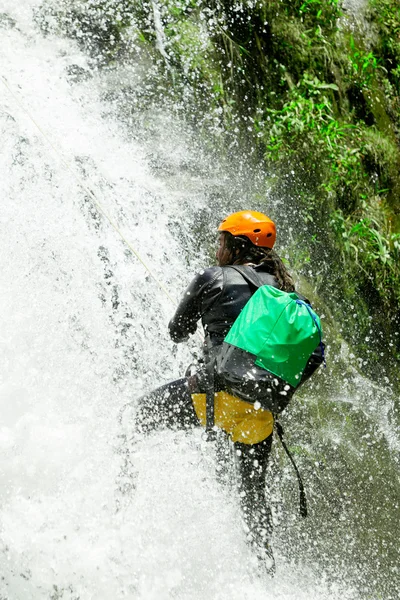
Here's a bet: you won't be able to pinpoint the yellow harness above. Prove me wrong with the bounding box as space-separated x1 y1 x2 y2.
191 391 274 445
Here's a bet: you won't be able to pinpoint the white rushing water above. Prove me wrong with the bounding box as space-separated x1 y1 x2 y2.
0 2 362 598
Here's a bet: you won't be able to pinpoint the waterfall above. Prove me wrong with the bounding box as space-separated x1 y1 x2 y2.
0 1 398 599
151 0 171 68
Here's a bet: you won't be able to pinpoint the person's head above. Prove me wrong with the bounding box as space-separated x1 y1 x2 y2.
217 210 295 292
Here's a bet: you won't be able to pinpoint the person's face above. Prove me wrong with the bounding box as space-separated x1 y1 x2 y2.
216 233 233 266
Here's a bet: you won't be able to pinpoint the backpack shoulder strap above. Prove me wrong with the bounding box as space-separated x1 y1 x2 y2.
227 265 265 291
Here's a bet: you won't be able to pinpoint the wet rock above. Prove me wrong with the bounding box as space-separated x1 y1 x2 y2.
0 13 17 29
65 64 93 83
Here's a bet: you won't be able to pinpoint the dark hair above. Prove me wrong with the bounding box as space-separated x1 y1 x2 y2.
223 232 295 292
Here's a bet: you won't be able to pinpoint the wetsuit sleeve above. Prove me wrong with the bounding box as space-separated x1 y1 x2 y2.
168 268 220 343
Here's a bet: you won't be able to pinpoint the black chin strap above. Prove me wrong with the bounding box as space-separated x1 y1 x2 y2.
275 421 308 518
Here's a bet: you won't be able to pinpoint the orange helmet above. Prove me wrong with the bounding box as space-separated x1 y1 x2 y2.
218 210 276 248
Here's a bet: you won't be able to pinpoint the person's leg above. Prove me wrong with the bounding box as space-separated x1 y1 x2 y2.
234 435 275 573
116 379 200 507
134 378 201 434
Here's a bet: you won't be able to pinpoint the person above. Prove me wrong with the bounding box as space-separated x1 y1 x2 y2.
133 210 323 575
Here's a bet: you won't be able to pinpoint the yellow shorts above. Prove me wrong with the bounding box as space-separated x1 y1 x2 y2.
191 391 274 445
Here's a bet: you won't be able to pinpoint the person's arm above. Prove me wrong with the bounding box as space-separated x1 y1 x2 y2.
168 268 220 343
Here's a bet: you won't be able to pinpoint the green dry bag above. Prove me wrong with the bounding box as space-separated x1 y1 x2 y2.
224 284 323 388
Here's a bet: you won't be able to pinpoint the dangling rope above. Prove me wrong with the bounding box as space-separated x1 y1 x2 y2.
0 75 177 308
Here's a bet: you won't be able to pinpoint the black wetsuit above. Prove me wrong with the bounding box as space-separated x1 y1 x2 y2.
134 264 321 567
168 264 279 347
